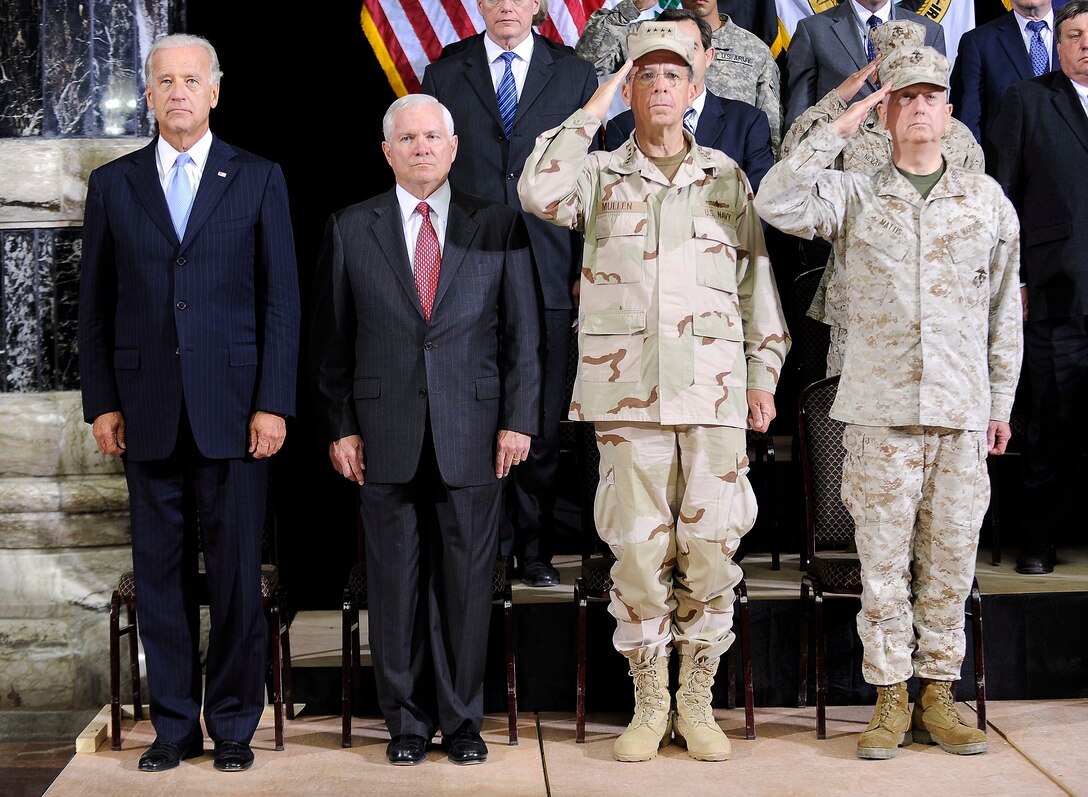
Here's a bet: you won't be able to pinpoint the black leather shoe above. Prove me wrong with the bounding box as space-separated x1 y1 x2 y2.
1015 544 1056 575
446 728 488 765
386 734 427 765
212 740 254 772
522 559 560 587
138 735 204 772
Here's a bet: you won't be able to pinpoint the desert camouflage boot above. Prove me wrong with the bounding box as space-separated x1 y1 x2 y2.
673 655 731 761
857 682 912 760
613 654 672 762
912 679 987 755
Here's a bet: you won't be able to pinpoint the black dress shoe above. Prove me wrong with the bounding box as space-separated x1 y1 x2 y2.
446 728 488 765
386 734 427 765
213 740 254 772
1015 544 1056 575
138 735 204 772
522 559 560 587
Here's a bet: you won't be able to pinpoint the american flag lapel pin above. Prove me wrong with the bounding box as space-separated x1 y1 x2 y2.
218 171 227 177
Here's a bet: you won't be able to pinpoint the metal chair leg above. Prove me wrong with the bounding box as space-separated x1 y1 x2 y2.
798 578 810 709
575 579 588 743
278 588 295 720
110 591 122 750
341 590 354 748
737 582 755 740
268 596 284 751
814 588 827 740
971 580 987 730
125 603 143 722
503 585 518 745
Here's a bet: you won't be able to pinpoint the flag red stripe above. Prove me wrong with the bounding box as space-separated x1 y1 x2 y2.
365 0 422 93
538 17 563 43
438 0 477 40
563 0 588 29
400 0 444 61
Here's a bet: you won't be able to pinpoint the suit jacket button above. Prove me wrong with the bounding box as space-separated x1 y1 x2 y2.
176 256 186 266
424 341 433 350
418 388 427 398
176 301 187 310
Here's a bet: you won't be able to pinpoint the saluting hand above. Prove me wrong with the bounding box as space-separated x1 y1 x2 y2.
831 81 893 140
837 57 882 104
584 60 633 123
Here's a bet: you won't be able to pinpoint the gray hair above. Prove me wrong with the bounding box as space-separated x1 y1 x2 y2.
382 94 456 141
144 34 223 85
1056 0 1088 40
534 1 549 26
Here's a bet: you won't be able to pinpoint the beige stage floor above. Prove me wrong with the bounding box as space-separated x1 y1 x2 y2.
50 701 1088 796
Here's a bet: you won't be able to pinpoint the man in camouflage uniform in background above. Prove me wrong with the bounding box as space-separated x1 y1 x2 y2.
520 22 789 763
756 47 1021 760
780 20 985 376
575 0 783 154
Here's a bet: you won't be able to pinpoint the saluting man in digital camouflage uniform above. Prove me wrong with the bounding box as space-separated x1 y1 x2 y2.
757 46 1022 760
781 20 984 377
520 22 789 763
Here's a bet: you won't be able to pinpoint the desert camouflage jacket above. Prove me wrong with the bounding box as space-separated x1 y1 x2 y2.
756 122 1022 430
519 109 790 428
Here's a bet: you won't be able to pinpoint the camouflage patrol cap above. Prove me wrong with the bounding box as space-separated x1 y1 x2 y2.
627 21 695 66
868 20 926 61
882 46 950 90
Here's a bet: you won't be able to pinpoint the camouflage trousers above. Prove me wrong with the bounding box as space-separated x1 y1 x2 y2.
841 424 990 684
593 422 757 662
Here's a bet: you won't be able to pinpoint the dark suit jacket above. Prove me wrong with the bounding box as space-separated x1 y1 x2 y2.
785 2 946 130
311 187 542 488
986 71 1088 320
78 136 300 461
421 33 597 310
951 12 1059 144
604 90 775 192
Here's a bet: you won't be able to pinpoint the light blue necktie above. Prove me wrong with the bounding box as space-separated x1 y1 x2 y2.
683 107 697 134
166 152 195 240
496 51 518 140
1026 20 1049 77
866 15 881 63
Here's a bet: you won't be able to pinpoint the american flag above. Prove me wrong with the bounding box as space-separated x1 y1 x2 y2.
361 0 619 96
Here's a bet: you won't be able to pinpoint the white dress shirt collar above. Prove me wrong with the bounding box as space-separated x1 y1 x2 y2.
155 129 213 191
395 180 452 270
483 32 535 95
1014 7 1055 36
686 87 708 131
850 0 893 26
1070 78 1088 117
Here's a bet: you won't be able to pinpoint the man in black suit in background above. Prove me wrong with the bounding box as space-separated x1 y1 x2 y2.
78 34 300 773
952 0 1060 143
606 9 774 192
311 94 541 765
987 0 1088 574
421 0 597 588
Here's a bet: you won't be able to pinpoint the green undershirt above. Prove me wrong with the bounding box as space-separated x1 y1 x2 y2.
896 161 946 200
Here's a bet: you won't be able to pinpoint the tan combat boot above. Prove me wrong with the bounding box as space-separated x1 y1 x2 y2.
912 679 988 755
856 682 912 760
673 655 731 761
613 654 672 761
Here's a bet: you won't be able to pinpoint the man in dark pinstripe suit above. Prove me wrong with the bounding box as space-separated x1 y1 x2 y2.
311 94 541 767
78 34 300 773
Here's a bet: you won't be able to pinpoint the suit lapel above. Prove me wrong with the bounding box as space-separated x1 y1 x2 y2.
694 92 725 149
179 136 238 252
431 196 478 315
371 190 423 318
464 37 505 132
1050 74 1088 155
996 13 1032 81
516 35 555 127
830 3 868 74
125 139 178 245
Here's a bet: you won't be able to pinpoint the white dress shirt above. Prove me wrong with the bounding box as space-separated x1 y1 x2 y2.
396 180 451 274
1015 8 1055 70
484 33 535 98
686 88 708 132
850 0 893 50
155 129 213 196
1071 78 1088 118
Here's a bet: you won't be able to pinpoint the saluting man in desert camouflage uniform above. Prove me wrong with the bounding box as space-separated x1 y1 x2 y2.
757 46 1022 761
780 20 985 377
576 0 782 154
520 22 789 764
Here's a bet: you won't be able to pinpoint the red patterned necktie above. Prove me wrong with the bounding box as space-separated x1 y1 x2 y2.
414 201 441 322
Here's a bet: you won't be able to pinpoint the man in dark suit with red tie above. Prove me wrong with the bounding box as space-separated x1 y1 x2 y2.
78 34 300 772
951 0 1061 144
421 0 596 588
605 9 774 192
987 0 1088 575
311 94 541 766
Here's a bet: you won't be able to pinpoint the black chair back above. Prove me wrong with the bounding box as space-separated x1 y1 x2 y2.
797 376 854 566
791 267 831 392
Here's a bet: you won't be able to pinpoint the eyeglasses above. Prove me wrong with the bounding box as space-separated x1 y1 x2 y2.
632 68 688 88
481 0 533 7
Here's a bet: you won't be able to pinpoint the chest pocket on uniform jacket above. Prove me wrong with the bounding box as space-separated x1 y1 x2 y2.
588 211 646 284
